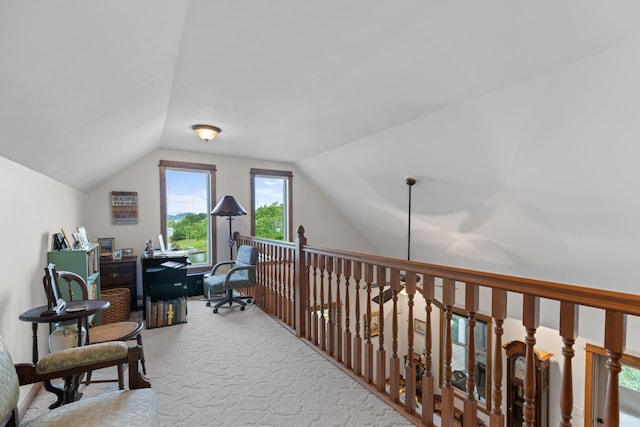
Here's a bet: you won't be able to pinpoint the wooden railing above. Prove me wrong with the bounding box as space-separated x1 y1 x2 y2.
236 227 640 427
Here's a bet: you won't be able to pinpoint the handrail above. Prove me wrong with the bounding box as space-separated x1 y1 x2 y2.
236 226 634 427
295 245 640 316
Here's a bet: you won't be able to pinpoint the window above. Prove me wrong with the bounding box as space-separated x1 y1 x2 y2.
250 169 293 241
159 160 217 269
585 344 640 425
440 308 491 409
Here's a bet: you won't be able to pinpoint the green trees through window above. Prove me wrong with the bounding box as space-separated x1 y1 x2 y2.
255 203 285 240
251 168 292 242
168 213 208 249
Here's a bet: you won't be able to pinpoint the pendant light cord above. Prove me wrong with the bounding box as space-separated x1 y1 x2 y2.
406 177 416 261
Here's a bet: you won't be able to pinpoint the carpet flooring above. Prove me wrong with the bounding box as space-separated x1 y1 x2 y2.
22 299 414 426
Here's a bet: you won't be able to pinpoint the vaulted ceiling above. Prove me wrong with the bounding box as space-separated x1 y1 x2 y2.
4 0 640 293
2 1 639 194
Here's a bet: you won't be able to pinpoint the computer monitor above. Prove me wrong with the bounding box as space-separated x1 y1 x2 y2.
158 234 166 254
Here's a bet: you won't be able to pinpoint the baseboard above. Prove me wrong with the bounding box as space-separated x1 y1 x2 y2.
18 382 42 420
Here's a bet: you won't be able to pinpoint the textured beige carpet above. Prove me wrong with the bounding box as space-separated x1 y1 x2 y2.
22 299 414 426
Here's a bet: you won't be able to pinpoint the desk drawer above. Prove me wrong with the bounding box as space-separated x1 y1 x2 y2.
101 263 135 286
147 282 185 301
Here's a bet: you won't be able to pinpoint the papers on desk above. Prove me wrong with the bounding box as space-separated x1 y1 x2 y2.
161 261 186 269
152 249 192 258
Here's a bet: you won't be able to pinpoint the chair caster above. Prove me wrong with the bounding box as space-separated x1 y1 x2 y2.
206 301 211 307
240 306 245 311
247 299 252 304
213 308 218 313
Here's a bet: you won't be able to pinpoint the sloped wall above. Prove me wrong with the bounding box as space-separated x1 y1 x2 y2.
0 155 84 405
299 38 640 296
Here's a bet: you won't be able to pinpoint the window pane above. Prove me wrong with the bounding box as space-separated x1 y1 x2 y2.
254 175 288 241
442 310 491 408
621 363 640 392
165 169 211 266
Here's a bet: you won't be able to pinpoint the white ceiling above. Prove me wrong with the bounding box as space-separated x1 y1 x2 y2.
2 1 640 193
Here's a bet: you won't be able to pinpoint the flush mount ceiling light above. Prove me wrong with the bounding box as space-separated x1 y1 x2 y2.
192 124 221 142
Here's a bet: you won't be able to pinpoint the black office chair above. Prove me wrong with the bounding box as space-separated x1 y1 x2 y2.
203 245 258 313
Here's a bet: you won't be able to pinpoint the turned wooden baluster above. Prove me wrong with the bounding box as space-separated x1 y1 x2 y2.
334 257 343 363
327 256 335 357
604 309 625 427
265 244 272 311
464 283 479 427
560 301 578 427
364 264 374 384
254 242 261 306
310 253 319 346
283 247 288 320
441 278 456 427
272 246 278 317
279 246 285 321
276 247 284 320
376 265 387 393
270 244 277 313
319 255 327 352
282 247 288 324
490 288 507 427
389 268 402 403
404 271 417 414
304 252 312 340
353 261 363 376
261 242 268 307
523 294 540 427
269 246 278 315
286 247 293 327
343 259 352 369
422 275 435 427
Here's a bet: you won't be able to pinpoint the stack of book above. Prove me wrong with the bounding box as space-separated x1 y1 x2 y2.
145 296 187 328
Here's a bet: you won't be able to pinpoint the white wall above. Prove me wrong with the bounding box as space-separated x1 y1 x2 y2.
0 155 84 404
83 148 374 303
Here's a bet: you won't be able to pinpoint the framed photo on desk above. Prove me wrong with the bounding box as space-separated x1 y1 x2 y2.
98 238 115 257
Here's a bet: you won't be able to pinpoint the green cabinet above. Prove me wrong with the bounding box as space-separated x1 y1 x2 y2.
47 243 101 323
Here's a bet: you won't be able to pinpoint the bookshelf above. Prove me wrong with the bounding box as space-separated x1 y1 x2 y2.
47 243 101 323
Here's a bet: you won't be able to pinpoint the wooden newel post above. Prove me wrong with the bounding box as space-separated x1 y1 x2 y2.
294 225 308 338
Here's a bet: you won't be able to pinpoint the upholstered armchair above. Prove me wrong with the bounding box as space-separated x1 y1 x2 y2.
203 245 258 313
0 338 159 426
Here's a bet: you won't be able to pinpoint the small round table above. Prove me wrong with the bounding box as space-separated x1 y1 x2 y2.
19 299 110 408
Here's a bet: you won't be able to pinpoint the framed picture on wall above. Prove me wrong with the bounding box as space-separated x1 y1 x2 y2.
414 318 426 335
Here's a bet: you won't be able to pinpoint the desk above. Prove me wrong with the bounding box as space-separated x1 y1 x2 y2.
142 255 188 328
19 299 109 408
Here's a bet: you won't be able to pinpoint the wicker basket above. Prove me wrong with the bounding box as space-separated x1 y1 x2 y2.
100 288 131 324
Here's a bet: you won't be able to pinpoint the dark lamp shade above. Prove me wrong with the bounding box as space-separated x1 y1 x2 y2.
211 195 247 217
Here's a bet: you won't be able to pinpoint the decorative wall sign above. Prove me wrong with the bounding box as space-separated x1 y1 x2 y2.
111 191 138 224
